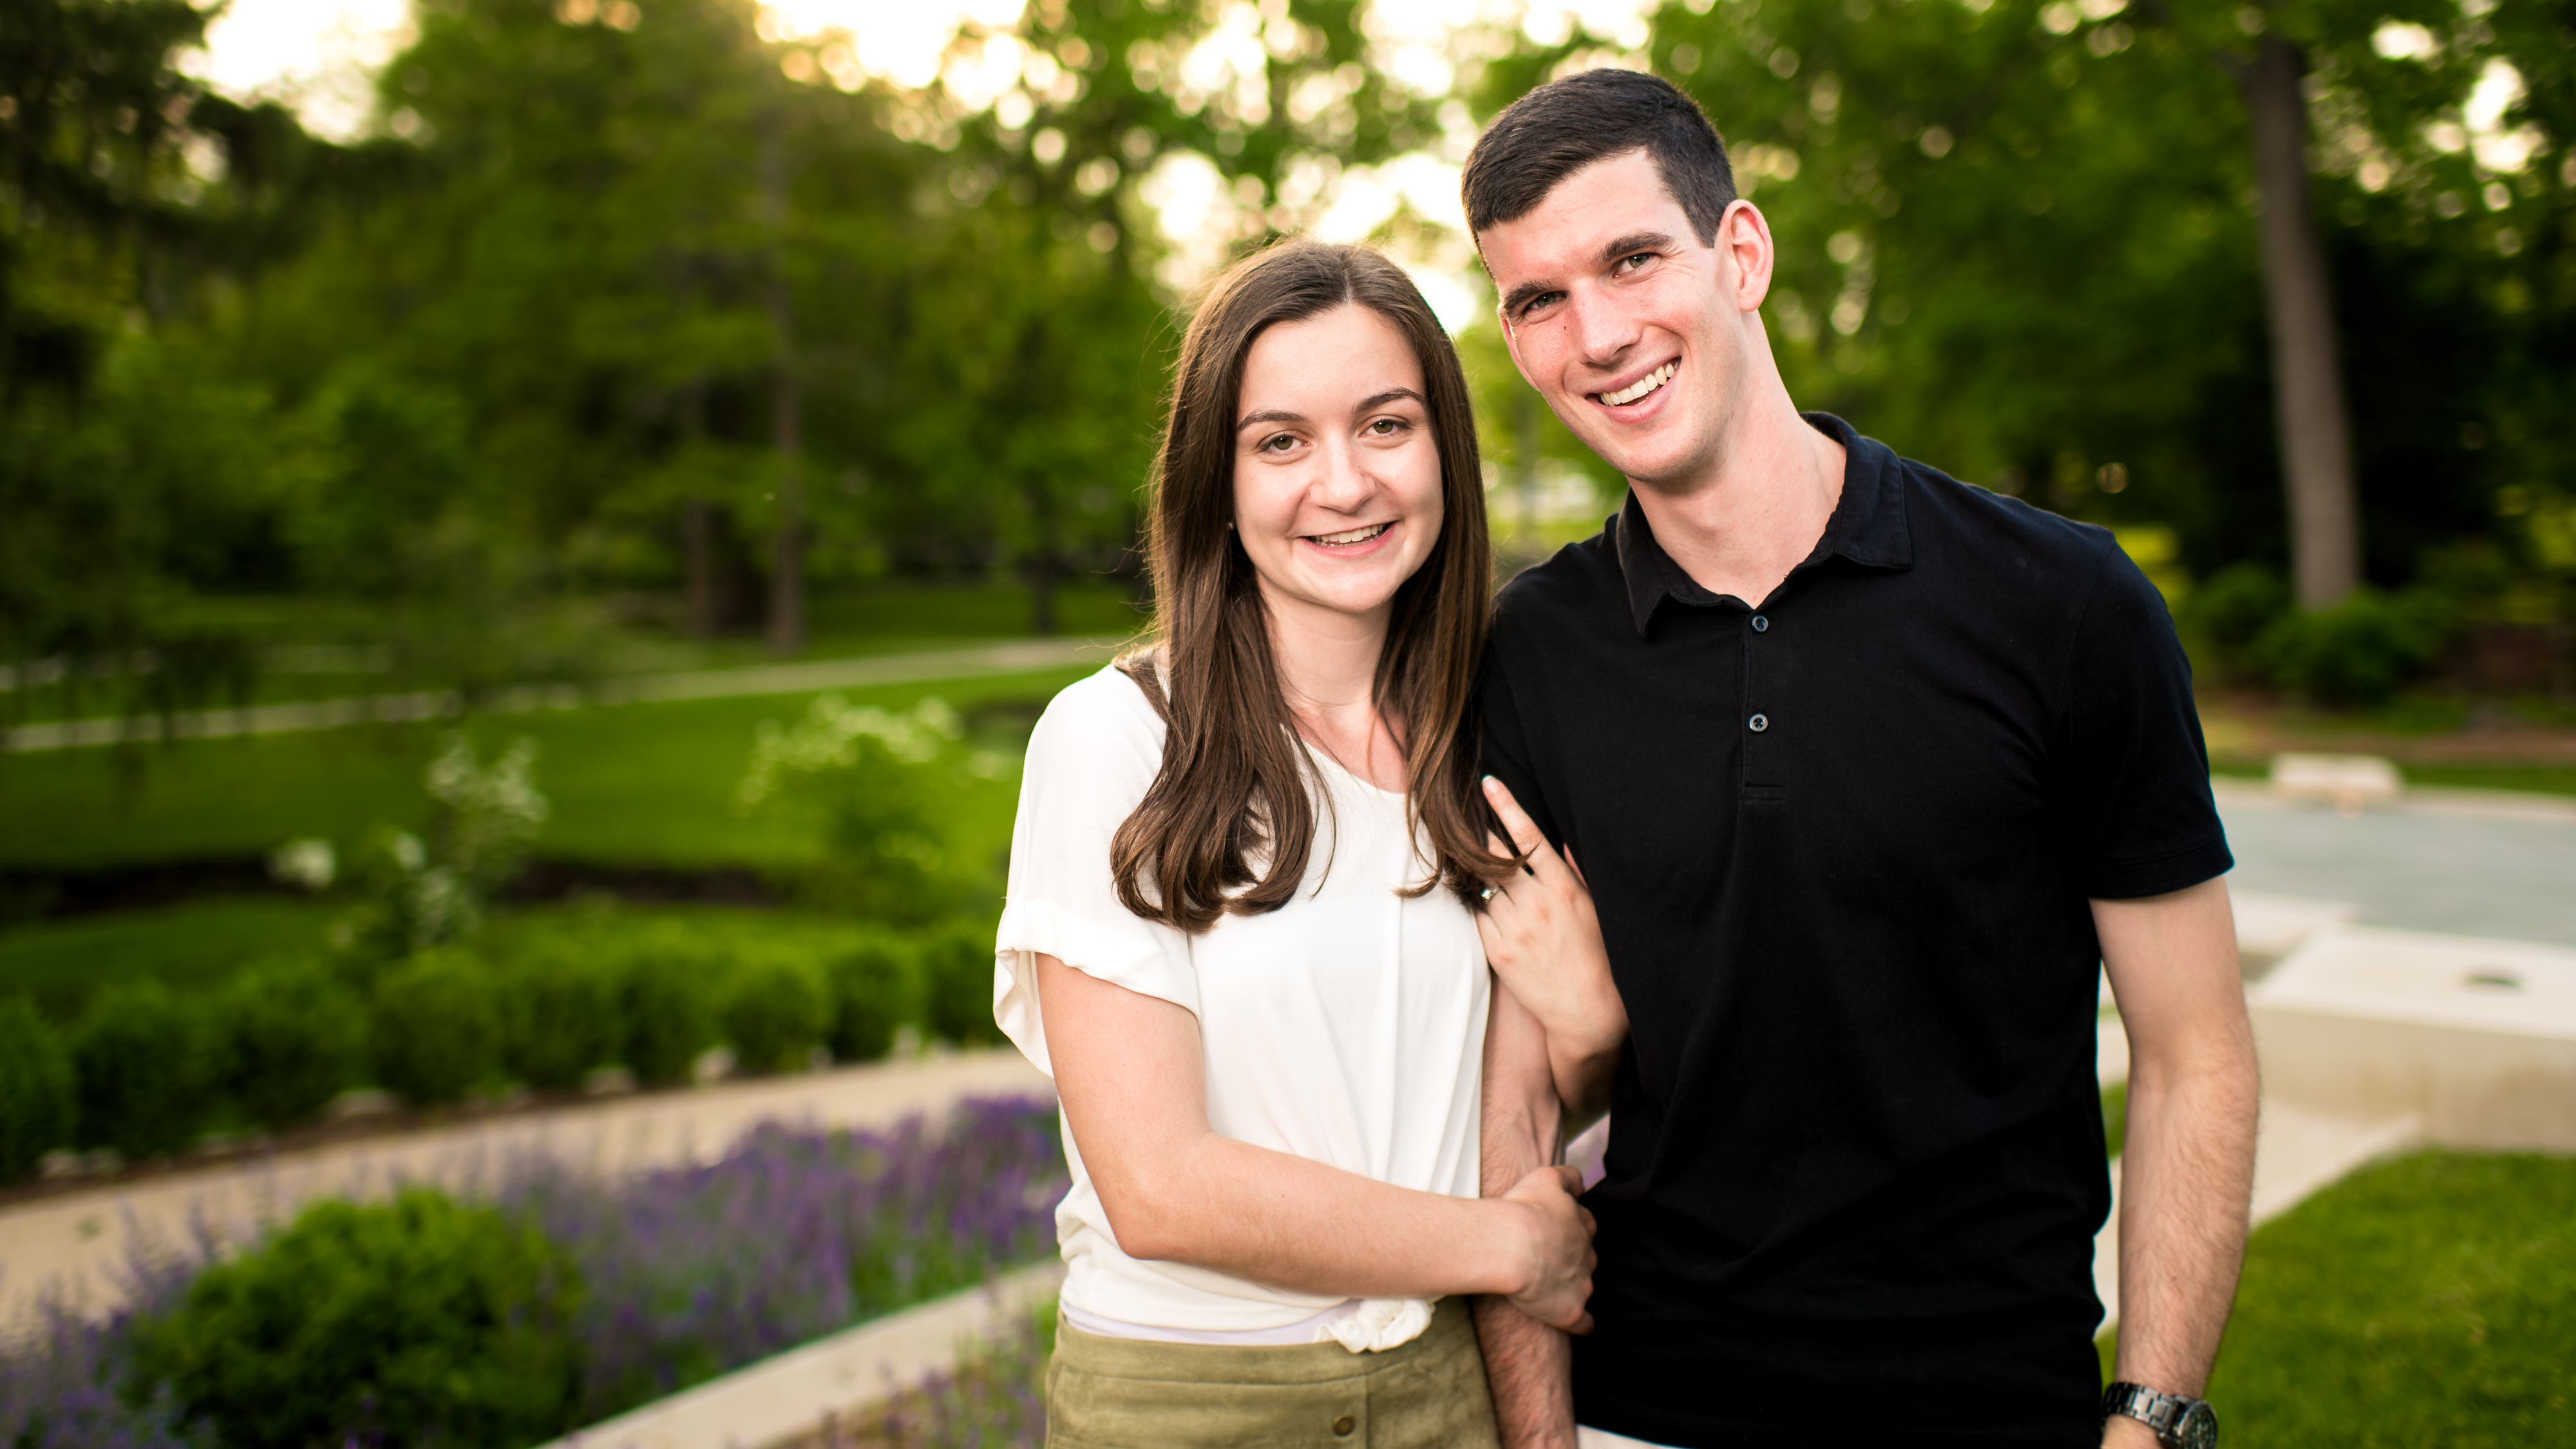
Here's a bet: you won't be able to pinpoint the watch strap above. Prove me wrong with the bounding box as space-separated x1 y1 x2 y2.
2102 1381 2212 1447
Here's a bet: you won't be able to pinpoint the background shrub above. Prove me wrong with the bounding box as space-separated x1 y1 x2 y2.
720 952 832 1075
504 943 627 1092
71 981 221 1160
0 996 76 1182
217 958 370 1132
126 1189 582 1449
919 923 999 1048
2181 560 2289 681
2257 587 2447 707
370 949 502 1106
828 937 922 1065
620 942 716 1088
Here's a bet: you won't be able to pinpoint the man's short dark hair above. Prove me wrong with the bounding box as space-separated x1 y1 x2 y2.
1462 70 1736 246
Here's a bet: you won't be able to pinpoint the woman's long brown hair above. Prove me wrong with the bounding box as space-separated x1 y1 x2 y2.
1110 238 1511 933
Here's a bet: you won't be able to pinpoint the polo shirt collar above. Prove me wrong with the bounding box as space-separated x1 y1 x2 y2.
1613 411 1915 637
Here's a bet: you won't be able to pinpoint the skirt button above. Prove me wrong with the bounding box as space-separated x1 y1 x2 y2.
1334 1414 1357 1437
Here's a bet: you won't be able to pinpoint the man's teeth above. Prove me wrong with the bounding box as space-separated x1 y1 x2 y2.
1599 363 1675 406
1311 523 1391 547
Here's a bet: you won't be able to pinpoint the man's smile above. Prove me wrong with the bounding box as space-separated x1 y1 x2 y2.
1591 359 1677 408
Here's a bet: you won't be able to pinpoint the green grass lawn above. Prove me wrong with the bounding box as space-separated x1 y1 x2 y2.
0 665 1091 871
2217 1150 2576 1444
0 896 343 1018
2207 755 2576 797
2101 1150 2576 1444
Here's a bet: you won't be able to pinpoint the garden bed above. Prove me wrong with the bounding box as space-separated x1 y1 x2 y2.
0 1098 1067 1448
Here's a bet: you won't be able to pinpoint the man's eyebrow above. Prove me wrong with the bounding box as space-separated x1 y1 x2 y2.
1499 233 1678 316
1599 231 1676 263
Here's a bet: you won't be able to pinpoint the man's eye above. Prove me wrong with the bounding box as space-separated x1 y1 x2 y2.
1617 252 1653 273
1520 292 1563 317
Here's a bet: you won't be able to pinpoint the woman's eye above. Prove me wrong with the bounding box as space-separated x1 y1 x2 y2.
1366 417 1403 436
1262 433 1297 452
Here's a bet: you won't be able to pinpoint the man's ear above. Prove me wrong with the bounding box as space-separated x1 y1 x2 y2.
1719 200 1775 314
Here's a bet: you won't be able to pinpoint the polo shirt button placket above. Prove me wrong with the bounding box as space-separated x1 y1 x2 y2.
1748 713 1768 732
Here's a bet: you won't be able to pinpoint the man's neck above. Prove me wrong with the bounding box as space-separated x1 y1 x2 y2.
1629 398 1845 608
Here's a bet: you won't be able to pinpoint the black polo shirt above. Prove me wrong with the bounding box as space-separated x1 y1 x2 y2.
1479 414 2231 1447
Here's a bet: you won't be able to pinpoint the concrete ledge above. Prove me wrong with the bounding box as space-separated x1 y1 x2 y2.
2249 927 2576 1150
551 1261 1065 1449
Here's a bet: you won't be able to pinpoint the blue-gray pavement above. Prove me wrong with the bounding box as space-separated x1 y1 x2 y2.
2216 784 2576 947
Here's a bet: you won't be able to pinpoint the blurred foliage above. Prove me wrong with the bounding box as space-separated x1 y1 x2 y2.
69 979 220 1159
737 694 1001 921
367 946 506 1106
215 958 372 1131
4 0 2568 723
718 949 833 1074
0 996 76 1181
127 1189 585 1449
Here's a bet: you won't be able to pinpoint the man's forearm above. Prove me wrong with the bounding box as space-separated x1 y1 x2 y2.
2110 1043 2258 1430
1480 983 1580 1449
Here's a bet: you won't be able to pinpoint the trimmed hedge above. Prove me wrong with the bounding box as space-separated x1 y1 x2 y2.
720 952 833 1075
920 922 1000 1048
828 937 922 1065
504 943 627 1092
218 959 369 1131
72 981 221 1160
0 995 76 1182
370 949 504 1107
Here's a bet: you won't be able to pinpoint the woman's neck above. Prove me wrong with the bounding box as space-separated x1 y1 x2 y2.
1260 586 1405 791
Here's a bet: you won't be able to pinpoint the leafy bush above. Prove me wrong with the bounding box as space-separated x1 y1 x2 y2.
369 949 503 1106
829 936 923 1065
217 958 370 1132
737 696 990 923
0 996 76 1182
721 952 833 1075
619 942 717 1088
919 922 1000 1048
71 981 220 1160
504 943 627 1092
333 735 548 959
2181 561 2289 681
2257 587 2447 707
126 1189 582 1449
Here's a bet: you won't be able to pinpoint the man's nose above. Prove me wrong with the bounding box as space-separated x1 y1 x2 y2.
1567 285 1638 371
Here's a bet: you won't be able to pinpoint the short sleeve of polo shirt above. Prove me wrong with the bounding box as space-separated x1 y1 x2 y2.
992 667 1200 1076
2060 542 2234 899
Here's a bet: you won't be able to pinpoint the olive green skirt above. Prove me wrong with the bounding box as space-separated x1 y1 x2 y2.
1046 1296 1501 1449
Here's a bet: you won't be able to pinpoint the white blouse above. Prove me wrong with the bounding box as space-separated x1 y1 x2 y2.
992 665 1490 1348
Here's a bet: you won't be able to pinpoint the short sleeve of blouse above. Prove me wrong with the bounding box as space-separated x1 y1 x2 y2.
992 665 1198 1075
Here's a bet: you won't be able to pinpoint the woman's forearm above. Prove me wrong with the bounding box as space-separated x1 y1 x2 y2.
1112 1128 1544 1300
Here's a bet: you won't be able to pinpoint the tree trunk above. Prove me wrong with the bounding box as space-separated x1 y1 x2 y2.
2243 34 2361 610
762 109 805 656
681 498 719 637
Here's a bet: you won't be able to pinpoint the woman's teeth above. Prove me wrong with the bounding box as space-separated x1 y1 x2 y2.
1311 522 1391 547
1598 362 1675 406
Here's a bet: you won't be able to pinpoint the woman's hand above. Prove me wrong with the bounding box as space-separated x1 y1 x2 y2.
1476 776 1627 1120
1499 1163 1598 1333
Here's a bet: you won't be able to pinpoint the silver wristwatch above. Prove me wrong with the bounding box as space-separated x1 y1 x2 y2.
2102 1383 2217 1449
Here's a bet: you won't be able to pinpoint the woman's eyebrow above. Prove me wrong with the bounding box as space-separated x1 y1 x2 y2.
1356 386 1426 412
1237 407 1305 430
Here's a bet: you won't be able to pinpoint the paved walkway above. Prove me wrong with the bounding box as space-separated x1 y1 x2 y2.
2215 779 2576 947
0 1048 1052 1332
4 639 1114 752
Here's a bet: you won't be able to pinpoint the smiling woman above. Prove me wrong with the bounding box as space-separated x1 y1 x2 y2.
985 238 1604 1448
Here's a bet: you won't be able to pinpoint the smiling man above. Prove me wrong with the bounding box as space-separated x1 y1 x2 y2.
1459 71 2260 1449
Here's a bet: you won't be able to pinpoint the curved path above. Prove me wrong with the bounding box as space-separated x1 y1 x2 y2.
0 1048 1051 1332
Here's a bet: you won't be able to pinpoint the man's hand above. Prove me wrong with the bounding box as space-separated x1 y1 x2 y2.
1478 775 1626 1121
1477 983 1583 1449
2096 876 2260 1419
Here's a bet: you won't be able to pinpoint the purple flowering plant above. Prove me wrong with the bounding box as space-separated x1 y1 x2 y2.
0 1097 1066 1445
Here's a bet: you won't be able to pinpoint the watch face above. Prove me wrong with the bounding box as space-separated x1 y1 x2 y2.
2174 1400 2219 1449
